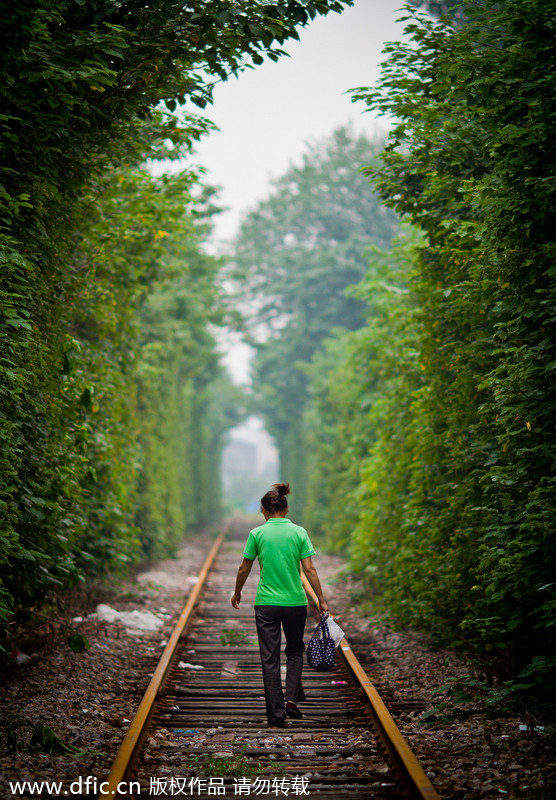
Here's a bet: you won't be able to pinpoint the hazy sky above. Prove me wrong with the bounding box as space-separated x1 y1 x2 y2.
192 0 408 247
185 0 409 385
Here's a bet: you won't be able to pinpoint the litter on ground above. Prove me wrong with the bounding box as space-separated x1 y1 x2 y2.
91 604 164 633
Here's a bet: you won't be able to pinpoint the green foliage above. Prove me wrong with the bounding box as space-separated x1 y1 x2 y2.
0 137 229 630
304 227 421 547
2 0 354 639
220 628 251 646
407 0 470 23
311 0 556 706
273 0 556 711
29 723 90 757
67 632 90 654
232 128 399 518
4 713 26 754
189 744 264 778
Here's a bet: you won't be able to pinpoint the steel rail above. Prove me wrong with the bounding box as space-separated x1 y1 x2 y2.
102 531 226 799
301 571 442 800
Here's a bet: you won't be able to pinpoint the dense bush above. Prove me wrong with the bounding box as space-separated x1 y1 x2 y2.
0 0 351 639
226 0 555 711
231 128 400 519
297 0 556 708
0 131 235 631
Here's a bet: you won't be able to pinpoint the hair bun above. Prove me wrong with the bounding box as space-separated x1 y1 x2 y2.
260 483 290 513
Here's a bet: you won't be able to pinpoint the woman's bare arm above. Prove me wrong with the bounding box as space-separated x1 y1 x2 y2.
231 557 254 609
301 556 329 614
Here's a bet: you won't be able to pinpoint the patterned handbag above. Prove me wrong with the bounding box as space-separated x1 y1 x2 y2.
306 613 335 671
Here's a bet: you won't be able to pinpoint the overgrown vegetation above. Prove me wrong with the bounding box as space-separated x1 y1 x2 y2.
220 628 251 646
231 127 400 519
189 744 265 778
4 0 554 717
346 0 556 710
0 0 352 649
237 0 556 713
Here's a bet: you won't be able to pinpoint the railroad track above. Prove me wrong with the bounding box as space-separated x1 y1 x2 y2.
104 522 441 799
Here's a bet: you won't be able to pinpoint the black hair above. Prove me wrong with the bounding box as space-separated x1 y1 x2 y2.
260 482 290 514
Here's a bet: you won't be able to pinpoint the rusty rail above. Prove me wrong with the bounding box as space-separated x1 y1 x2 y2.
103 525 441 800
102 531 226 799
301 571 442 800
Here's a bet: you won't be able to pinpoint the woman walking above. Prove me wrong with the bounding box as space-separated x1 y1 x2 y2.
231 483 329 727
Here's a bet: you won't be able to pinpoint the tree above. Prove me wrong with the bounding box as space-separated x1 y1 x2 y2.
232 128 399 517
407 0 469 22
0 0 351 638
0 136 238 630
303 228 421 548
346 0 556 701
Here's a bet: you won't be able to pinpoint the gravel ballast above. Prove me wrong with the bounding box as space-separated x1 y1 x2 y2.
1 527 554 799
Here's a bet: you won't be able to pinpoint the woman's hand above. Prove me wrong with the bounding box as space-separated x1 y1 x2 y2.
231 558 253 610
301 556 329 616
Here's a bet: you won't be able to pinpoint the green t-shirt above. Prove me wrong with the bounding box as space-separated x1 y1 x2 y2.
243 518 316 606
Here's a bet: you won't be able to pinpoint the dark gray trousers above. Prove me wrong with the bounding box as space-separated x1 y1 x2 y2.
254 605 307 723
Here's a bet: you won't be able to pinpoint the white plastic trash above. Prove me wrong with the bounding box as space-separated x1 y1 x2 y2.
327 617 345 647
